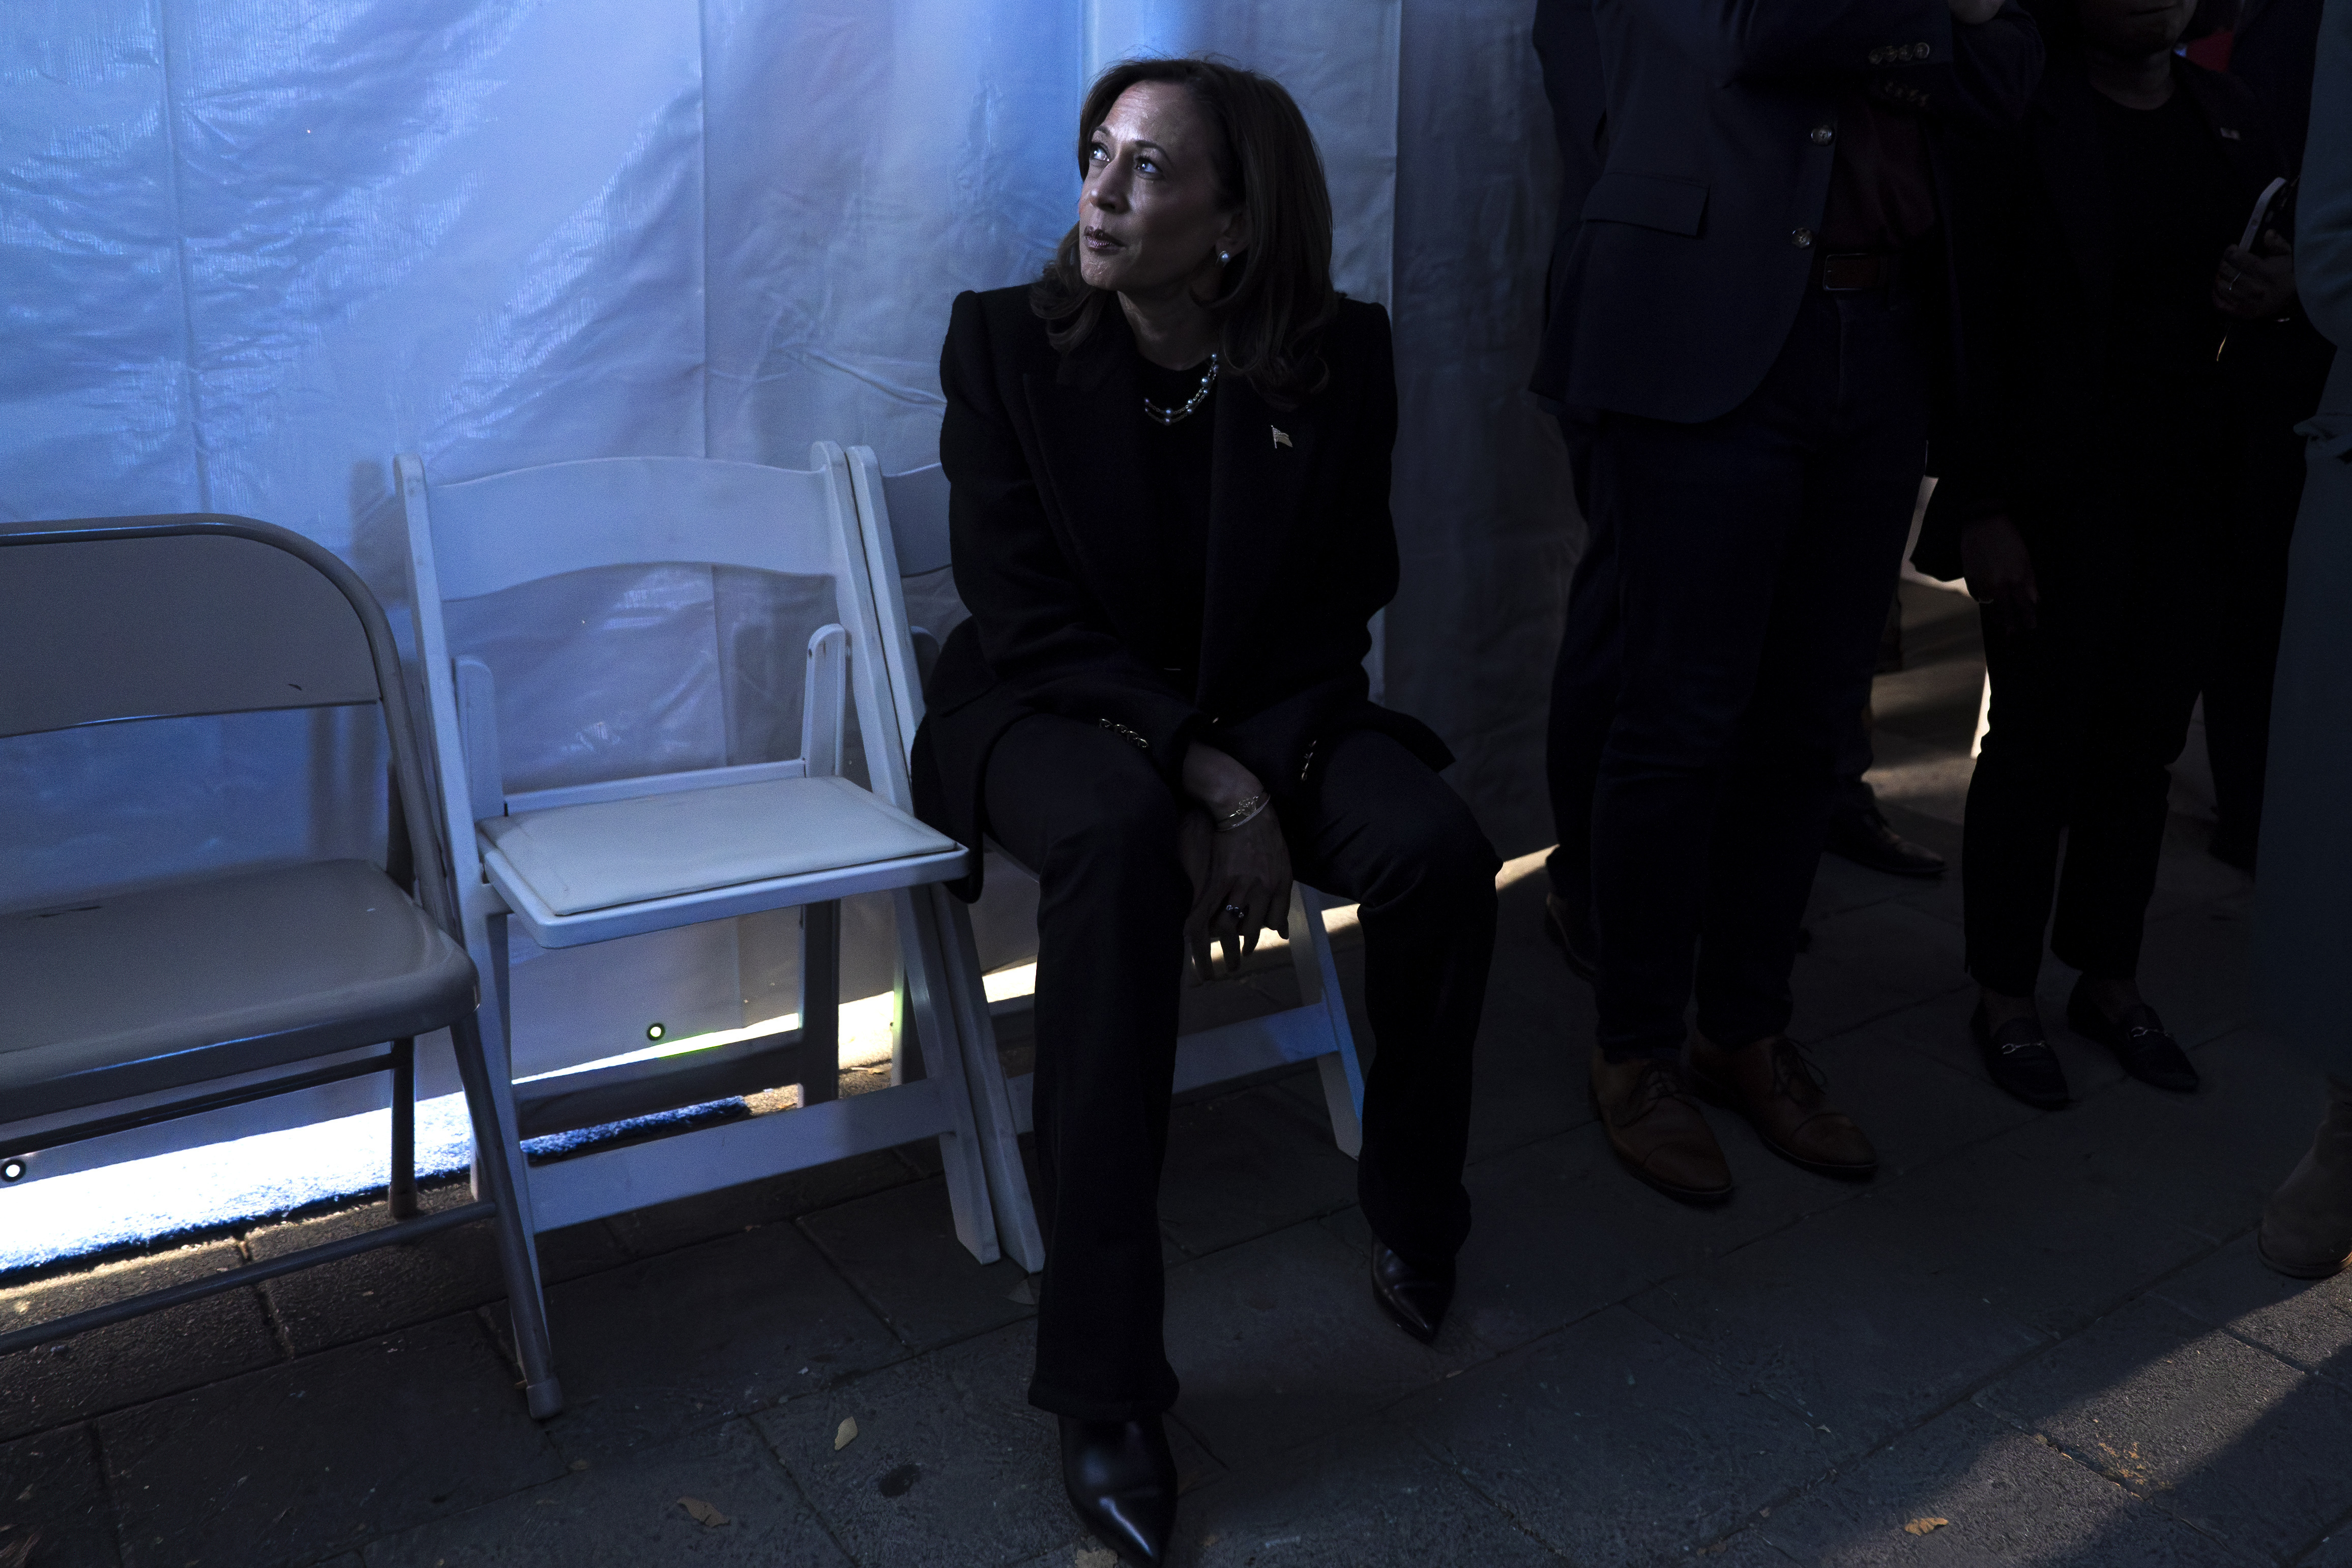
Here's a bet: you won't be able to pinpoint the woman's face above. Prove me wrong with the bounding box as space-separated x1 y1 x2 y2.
1077 82 1247 300
2077 0 2195 57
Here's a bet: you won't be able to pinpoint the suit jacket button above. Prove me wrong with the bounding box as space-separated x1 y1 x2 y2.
1810 124 1834 145
1791 227 1815 249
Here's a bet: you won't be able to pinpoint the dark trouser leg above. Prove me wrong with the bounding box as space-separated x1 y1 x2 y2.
2050 564 2206 980
1590 287 1930 1060
1544 429 1618 909
1962 610 2080 996
2204 422 2306 855
982 714 1191 1421
1286 730 1499 1265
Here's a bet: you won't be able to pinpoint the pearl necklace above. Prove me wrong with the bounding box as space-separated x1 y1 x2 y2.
1141 353 1219 426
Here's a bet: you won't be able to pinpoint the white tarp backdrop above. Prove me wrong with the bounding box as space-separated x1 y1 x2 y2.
1 0 1567 1180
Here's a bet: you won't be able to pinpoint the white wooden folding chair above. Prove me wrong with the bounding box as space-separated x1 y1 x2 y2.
843 451 1368 1171
398 445 1023 1262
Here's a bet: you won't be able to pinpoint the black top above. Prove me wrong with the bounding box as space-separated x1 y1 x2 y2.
2093 89 2240 476
1134 355 1216 693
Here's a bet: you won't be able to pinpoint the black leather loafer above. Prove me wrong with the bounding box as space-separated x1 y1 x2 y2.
1370 1239 1456 1344
1060 1415 1176 1565
1974 999 2069 1109
2067 980 2199 1093
1543 892 1598 982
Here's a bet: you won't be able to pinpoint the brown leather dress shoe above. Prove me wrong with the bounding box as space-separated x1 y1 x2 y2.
1689 1032 1877 1179
2260 1077 2352 1279
1590 1049 1732 1204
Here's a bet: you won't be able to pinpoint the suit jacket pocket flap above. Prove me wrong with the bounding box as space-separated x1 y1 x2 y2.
1581 172 1708 236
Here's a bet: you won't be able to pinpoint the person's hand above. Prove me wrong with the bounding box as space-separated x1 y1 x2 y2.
2214 232 2297 320
1946 0 2005 24
1960 513 2038 632
1178 742 1292 982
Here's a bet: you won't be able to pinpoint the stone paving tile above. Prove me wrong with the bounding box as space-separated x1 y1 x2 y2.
1806 835 1955 926
1361 1121 1845 1361
797 1176 1034 1349
751 1319 1077 1568
1154 1084 1360 1260
2302 1525 2352 1567
601 1149 920 1259
1161 1417 1559 1566
1789 898 1973 1044
2151 1234 2352 1384
0 1242 280 1444
1460 968 1597 1165
362 1417 849 1566
251 1181 625 1357
1975 1294 2352 1564
1160 1220 1474 1469
2126 904 2256 1051
0 1424 117 1568
1626 1198 2048 1453
1845 1124 2225 1341
99 1313 562 1568
1752 1400 2259 1566
1397 1304 1834 1566
1802 1021 2040 1178
525 1220 904 1465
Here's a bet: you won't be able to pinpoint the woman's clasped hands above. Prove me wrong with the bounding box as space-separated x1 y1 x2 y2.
1177 741 1293 983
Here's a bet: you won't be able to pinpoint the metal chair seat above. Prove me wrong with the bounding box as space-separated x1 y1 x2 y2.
2 859 476 1125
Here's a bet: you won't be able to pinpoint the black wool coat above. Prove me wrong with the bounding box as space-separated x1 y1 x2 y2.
909 286 1450 898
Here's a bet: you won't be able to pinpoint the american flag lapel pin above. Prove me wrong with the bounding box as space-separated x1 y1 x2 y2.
1271 426 1292 449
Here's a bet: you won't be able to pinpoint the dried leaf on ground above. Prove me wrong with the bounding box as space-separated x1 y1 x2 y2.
679 1496 731 1528
835 1415 860 1451
1075 1546 1120 1568
1903 1517 1951 1536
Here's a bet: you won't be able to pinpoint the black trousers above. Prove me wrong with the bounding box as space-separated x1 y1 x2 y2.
1963 514 2211 994
1575 285 1931 1060
983 714 1499 1420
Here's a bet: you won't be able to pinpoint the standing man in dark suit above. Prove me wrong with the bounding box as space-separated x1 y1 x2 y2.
1547 0 2041 1201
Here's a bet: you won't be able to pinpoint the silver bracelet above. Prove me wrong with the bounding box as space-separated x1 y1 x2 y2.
1214 791 1272 833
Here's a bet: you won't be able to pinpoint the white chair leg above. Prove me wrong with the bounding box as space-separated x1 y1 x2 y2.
1290 886 1364 1159
929 884 1046 1273
449 1009 562 1418
893 886 1001 1265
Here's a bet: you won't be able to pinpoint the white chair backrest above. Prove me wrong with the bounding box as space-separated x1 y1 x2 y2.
845 450 953 766
878 463 953 577
400 446 917 870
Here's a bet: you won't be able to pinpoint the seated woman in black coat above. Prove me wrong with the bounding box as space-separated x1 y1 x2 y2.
1919 0 2300 1107
911 56 1500 1565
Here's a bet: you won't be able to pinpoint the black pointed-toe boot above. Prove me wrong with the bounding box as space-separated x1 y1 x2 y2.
1370 1239 1456 1343
1059 1414 1177 1564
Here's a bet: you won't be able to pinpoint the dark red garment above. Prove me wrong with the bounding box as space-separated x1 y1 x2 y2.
1819 93 1941 253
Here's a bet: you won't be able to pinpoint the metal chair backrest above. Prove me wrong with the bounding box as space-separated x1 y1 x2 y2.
0 521 380 739
0 517 455 930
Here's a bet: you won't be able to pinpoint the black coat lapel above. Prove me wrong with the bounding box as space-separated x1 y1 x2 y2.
1198 371 1320 700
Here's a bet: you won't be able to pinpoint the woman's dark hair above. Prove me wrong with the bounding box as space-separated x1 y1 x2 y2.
1031 56 1339 407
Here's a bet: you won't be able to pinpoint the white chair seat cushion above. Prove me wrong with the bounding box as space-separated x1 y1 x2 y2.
479 774 958 916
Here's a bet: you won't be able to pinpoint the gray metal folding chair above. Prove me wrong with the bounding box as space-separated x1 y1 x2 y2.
0 514 561 1418
844 452 1368 1168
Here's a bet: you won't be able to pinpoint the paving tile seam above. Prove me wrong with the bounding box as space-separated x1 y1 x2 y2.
1962 1397 2284 1568
2284 1498 2352 1565
1389 1422 1581 1563
743 1412 871 1566
789 1212 936 1351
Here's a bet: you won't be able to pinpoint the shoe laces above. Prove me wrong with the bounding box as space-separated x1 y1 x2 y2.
1627 1057 1691 1121
1765 1036 1830 1102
